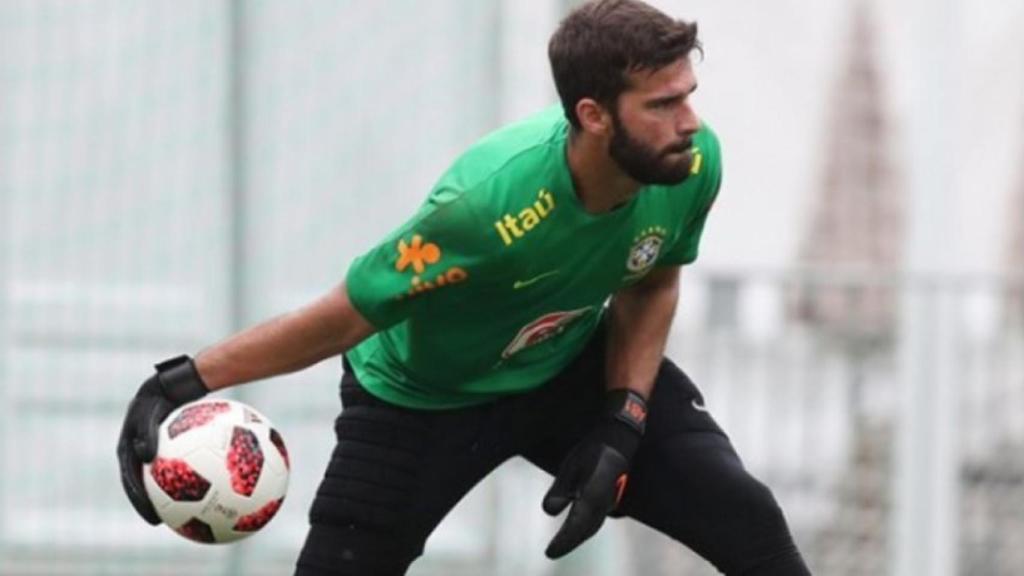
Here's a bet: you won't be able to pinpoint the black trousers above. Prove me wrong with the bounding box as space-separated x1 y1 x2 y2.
295 332 811 575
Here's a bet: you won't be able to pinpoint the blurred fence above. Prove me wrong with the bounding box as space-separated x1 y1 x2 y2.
661 270 1024 576
2 267 1024 575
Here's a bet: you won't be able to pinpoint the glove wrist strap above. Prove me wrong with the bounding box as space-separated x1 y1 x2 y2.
154 355 209 404
605 388 648 435
599 389 647 463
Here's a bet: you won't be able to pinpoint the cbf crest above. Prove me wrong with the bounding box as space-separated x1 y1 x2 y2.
626 226 668 277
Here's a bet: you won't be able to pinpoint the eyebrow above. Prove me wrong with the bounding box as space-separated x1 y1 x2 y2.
647 84 698 107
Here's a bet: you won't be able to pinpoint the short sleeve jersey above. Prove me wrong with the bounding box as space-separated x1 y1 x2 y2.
345 106 722 409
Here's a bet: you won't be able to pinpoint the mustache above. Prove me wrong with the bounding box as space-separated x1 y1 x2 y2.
663 139 694 156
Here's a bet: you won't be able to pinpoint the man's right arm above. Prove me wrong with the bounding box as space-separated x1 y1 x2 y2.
196 282 376 391
117 281 375 525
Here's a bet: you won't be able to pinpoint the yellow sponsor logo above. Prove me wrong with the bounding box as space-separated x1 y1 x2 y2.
690 147 703 175
393 234 468 301
397 266 468 301
494 189 556 246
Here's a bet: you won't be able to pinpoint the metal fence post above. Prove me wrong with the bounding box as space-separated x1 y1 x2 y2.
225 0 249 573
894 0 962 574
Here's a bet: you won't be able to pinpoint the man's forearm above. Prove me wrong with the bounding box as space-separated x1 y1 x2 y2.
605 266 681 399
195 283 376 391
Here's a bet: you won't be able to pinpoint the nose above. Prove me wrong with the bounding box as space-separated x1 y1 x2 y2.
677 101 700 136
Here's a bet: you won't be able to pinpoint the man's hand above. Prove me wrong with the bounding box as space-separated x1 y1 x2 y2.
543 389 647 559
116 355 209 525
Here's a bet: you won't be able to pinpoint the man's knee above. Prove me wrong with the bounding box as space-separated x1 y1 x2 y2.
626 431 810 575
297 405 430 576
297 481 424 576
724 480 810 575
295 522 421 576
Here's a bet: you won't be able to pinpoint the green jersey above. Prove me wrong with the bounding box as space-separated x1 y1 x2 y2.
345 106 722 409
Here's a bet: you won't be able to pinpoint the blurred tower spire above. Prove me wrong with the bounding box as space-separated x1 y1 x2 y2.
1008 143 1024 327
793 0 903 339
799 6 902 574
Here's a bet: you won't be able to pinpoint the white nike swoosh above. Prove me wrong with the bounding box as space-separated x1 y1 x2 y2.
691 399 709 413
513 270 560 290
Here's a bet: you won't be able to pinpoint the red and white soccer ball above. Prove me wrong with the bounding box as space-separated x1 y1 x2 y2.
142 399 290 544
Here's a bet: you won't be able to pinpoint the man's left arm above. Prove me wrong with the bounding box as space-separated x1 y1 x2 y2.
605 264 680 399
542 265 681 559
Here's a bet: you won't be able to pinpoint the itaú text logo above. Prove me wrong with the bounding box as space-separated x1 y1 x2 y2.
393 234 468 301
494 189 556 246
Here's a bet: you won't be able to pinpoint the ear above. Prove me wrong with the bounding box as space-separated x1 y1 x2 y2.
574 98 612 137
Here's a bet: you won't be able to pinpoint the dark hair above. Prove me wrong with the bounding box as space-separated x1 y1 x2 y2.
549 0 701 129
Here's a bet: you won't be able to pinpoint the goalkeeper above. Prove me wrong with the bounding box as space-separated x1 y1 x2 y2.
117 0 811 574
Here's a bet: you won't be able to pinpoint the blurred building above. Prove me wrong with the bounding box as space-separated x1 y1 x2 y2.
958 91 1024 576
790 3 899 574
792 0 903 343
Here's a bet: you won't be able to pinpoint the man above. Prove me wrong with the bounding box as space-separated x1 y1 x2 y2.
118 1 812 574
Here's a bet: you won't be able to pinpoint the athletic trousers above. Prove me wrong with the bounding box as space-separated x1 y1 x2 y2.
295 330 811 575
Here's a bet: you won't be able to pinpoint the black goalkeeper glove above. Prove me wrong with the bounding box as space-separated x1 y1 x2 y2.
543 388 648 559
116 355 209 525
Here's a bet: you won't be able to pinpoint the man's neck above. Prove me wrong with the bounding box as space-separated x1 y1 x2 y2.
566 131 641 214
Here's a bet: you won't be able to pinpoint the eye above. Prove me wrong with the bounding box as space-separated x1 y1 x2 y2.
649 97 683 111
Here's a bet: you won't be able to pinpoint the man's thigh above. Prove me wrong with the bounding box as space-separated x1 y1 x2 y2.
295 370 508 576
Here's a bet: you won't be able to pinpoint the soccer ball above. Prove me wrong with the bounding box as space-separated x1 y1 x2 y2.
142 399 290 544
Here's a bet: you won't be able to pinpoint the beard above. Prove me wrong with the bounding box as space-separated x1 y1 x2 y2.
609 112 694 186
